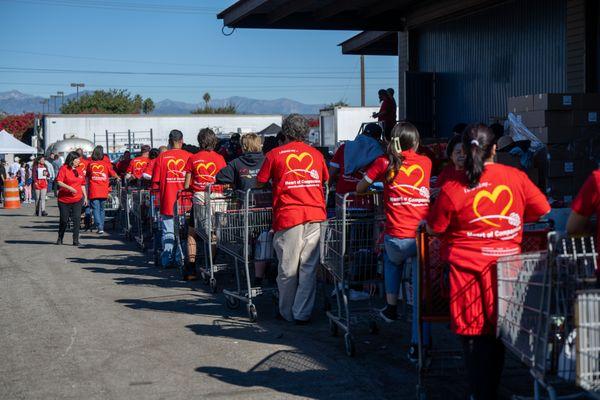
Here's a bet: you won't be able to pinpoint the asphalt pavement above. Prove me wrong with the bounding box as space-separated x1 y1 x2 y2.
0 198 530 400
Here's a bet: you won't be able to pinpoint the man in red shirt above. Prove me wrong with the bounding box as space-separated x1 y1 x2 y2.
152 130 191 268
116 151 132 177
568 169 600 246
372 89 397 140
257 114 328 323
126 145 151 183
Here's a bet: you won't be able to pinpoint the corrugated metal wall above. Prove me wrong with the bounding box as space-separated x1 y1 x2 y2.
415 0 566 137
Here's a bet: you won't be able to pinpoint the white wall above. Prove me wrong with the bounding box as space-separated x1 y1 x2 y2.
42 114 283 151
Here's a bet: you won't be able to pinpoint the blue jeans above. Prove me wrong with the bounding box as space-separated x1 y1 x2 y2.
160 215 183 268
384 234 431 346
91 199 106 231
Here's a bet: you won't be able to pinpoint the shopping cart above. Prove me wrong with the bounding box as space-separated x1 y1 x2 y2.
322 191 384 356
173 189 194 273
103 178 121 231
415 223 554 399
497 233 598 400
120 184 134 239
149 189 161 266
128 188 153 250
219 189 276 322
575 290 600 398
193 184 236 292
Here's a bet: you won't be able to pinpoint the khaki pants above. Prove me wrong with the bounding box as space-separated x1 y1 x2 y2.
273 222 321 322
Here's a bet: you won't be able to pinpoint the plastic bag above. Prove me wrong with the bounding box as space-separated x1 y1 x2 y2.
505 113 546 153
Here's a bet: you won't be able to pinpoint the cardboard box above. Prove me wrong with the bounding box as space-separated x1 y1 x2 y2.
546 144 573 160
533 93 579 111
496 152 522 168
507 95 534 113
547 177 575 197
548 160 587 178
572 110 600 126
516 110 572 128
580 94 600 109
529 126 581 144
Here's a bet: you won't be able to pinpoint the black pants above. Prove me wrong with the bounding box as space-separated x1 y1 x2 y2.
58 199 83 242
460 335 505 400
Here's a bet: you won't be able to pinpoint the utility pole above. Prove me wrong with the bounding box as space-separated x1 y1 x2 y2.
360 55 366 107
39 99 48 113
70 83 85 99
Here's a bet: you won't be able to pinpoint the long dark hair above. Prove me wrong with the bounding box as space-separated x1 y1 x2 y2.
65 151 80 168
385 122 420 183
34 155 45 169
91 145 104 161
462 123 495 188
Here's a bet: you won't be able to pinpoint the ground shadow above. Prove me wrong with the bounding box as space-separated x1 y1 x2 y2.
4 239 56 245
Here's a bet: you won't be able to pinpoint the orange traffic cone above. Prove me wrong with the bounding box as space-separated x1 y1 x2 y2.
3 179 21 209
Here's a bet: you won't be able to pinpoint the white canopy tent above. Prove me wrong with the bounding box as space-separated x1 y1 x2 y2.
0 129 38 154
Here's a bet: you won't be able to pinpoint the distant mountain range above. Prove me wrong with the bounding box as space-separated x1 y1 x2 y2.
0 90 326 115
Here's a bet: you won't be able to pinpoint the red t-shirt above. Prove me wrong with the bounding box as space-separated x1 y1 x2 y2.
435 164 464 188
378 98 396 130
87 159 117 200
427 163 550 335
127 156 149 180
142 158 156 181
33 164 49 190
257 141 328 231
151 149 191 216
184 150 227 192
364 150 431 238
56 165 85 204
116 158 131 176
76 158 88 178
329 143 363 195
572 170 600 246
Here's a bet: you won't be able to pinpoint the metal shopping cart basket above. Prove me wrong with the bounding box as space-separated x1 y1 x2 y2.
219 189 276 322
322 191 384 356
497 233 598 400
575 289 600 398
193 184 236 292
415 223 553 399
173 189 194 273
148 189 161 266
120 184 134 239
103 178 121 231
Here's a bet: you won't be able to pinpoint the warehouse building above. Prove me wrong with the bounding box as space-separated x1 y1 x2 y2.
218 0 599 137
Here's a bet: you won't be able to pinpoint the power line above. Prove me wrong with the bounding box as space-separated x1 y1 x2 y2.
0 66 398 80
0 48 397 73
2 0 220 14
0 81 394 89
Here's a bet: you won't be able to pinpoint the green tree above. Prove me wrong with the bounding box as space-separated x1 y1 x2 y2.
324 100 349 110
142 98 155 114
190 102 237 115
60 89 154 114
202 92 211 107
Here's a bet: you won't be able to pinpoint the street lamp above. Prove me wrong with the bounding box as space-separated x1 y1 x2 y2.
57 91 64 110
70 83 85 99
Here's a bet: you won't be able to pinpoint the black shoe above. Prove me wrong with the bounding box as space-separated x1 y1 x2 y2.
42 211 48 217
56 238 63 245
275 312 286 321
294 318 311 326
378 305 398 323
73 240 81 246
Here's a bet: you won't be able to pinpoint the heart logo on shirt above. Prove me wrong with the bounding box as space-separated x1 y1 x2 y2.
134 160 147 173
392 164 425 195
285 152 314 177
91 164 105 176
167 159 185 176
195 162 217 177
472 185 514 228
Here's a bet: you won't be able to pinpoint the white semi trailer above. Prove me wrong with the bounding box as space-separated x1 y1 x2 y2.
37 114 283 153
319 106 380 148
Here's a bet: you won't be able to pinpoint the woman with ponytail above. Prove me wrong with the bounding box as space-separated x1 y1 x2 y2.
357 122 432 360
427 124 550 399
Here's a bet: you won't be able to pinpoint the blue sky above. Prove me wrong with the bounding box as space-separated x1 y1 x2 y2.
1 0 398 106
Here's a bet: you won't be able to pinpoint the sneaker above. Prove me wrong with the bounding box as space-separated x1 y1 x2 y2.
378 305 398 323
294 318 310 326
98 230 104 234
41 211 48 217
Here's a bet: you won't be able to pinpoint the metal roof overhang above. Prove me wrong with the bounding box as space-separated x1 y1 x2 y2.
339 31 398 56
217 0 509 32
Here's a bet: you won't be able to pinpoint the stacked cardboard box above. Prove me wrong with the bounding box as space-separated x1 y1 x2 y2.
507 93 600 202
